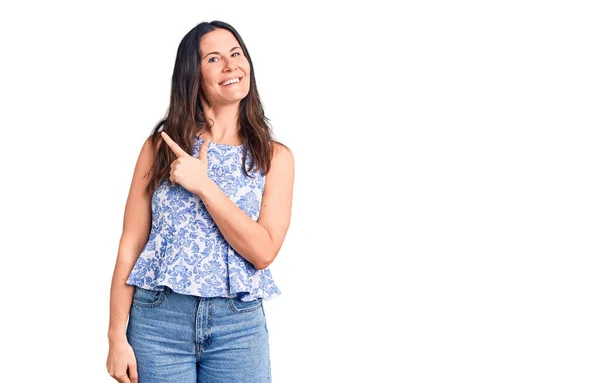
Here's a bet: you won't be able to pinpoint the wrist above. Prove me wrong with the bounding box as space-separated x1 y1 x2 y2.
195 177 214 198
108 329 127 343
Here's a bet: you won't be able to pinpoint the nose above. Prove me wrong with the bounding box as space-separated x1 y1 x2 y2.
222 58 238 72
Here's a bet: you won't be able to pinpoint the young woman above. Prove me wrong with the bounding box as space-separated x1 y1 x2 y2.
106 20 294 383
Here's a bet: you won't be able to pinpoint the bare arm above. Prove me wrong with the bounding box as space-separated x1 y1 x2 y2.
196 142 295 270
107 136 155 342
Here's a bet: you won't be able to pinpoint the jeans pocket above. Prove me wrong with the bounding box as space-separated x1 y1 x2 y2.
228 295 263 313
132 286 166 308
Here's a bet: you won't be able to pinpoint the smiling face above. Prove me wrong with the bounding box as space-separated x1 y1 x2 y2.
199 28 251 106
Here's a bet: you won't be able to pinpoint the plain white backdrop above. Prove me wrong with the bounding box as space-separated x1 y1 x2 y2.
1 0 599 382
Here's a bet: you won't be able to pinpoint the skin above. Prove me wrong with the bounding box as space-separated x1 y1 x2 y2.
106 28 295 383
197 27 252 144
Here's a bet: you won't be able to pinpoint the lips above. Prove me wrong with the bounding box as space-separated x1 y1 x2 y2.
219 77 242 86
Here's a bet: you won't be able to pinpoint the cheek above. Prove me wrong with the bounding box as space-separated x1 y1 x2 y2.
242 61 251 73
200 67 218 86
201 77 219 94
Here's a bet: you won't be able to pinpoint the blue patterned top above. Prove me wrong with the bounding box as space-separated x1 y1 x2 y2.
126 135 281 302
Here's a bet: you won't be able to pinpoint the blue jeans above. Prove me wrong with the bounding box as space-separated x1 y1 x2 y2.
126 285 271 382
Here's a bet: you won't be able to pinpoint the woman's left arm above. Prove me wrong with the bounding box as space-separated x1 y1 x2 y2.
195 143 295 270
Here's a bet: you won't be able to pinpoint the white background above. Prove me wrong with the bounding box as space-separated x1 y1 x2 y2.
1 1 599 382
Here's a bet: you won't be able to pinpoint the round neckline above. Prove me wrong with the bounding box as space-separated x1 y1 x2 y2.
194 134 244 148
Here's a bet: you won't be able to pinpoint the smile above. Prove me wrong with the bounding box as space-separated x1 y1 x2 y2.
220 77 242 86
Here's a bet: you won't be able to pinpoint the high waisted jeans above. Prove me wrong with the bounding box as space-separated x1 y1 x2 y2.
126 285 271 382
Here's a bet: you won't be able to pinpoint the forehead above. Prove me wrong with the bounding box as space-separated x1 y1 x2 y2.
199 28 240 53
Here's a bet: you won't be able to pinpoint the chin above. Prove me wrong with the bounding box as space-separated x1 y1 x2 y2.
224 91 250 101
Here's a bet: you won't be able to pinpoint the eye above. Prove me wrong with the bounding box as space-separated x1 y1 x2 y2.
207 51 241 63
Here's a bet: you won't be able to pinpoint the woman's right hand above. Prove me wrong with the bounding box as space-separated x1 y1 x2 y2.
106 338 138 383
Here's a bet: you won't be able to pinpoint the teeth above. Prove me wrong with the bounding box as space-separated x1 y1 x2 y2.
223 78 240 86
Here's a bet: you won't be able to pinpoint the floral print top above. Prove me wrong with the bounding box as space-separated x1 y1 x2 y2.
126 135 281 302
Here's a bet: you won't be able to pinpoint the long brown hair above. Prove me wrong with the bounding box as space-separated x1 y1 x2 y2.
144 20 287 196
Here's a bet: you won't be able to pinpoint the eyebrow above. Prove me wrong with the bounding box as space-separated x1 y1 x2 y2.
203 46 241 59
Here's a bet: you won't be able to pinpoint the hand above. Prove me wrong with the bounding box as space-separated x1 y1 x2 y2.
161 131 210 195
106 338 138 383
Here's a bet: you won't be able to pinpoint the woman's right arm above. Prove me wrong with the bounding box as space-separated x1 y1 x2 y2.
106 135 156 382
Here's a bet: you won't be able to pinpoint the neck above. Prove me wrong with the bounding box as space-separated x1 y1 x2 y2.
199 102 241 143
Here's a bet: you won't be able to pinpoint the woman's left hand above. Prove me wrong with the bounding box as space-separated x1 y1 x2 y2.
161 131 211 194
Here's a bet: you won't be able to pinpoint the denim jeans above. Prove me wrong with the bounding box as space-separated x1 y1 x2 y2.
126 285 271 382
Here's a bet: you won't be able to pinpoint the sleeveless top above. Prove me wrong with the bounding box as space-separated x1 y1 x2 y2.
126 134 281 302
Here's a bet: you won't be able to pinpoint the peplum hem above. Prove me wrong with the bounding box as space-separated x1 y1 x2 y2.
126 230 281 302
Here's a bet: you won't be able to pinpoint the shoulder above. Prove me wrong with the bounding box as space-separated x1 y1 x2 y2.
139 133 161 159
270 141 294 163
132 134 161 181
267 141 294 175
136 135 156 164
264 141 294 188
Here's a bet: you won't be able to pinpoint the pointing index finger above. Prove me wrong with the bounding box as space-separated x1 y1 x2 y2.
160 131 188 158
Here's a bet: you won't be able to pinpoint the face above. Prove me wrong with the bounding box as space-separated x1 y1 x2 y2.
199 28 251 106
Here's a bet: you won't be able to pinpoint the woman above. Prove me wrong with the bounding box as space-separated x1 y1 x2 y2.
106 20 294 383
